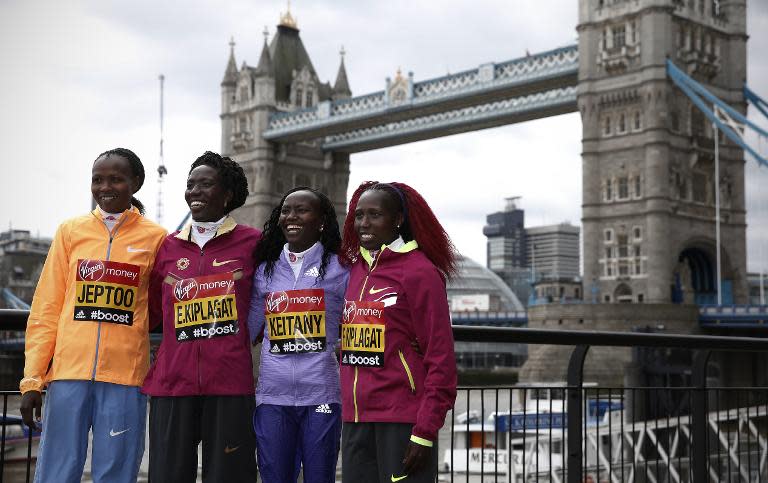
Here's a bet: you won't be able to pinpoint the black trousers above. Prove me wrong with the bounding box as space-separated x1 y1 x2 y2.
342 422 438 483
148 395 257 483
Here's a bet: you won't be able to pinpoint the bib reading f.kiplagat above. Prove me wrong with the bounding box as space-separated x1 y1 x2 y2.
340 299 385 367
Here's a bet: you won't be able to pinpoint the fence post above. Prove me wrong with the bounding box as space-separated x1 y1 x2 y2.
691 349 711 482
567 345 589 483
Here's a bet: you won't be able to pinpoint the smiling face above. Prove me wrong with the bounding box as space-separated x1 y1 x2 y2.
354 189 404 251
279 190 324 253
91 155 140 213
185 165 233 222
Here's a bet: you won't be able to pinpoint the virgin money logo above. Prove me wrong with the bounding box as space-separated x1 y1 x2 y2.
266 291 289 313
174 278 199 301
343 301 357 323
78 260 105 281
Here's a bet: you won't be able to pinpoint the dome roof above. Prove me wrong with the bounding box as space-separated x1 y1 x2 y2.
447 255 524 311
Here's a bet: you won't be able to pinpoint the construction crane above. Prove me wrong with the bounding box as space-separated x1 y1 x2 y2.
156 74 168 226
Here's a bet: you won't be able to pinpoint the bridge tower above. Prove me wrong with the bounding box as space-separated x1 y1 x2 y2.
220 9 352 228
578 0 748 305
577 0 747 303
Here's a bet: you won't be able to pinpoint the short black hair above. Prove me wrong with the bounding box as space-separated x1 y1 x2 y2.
189 151 249 213
95 147 146 214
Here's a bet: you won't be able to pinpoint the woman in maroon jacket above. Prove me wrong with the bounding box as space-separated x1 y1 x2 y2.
339 181 458 483
142 152 260 482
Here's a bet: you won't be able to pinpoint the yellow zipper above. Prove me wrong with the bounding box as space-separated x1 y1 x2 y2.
353 367 359 422
353 252 381 423
398 350 416 393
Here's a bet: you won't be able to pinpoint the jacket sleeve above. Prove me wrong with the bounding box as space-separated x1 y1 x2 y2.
404 263 457 443
147 242 166 330
246 267 266 343
20 223 70 394
325 264 350 351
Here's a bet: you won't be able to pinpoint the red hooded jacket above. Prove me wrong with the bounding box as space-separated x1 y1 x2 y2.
340 240 457 443
142 218 260 396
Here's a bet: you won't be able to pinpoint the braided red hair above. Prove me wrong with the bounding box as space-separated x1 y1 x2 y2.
341 181 457 279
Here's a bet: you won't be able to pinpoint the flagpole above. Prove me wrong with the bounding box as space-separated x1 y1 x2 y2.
714 120 722 305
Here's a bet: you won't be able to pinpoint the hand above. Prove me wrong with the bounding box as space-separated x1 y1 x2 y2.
20 391 42 431
402 441 431 476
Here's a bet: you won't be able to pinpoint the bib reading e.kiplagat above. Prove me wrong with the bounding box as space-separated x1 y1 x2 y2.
173 272 238 342
74 259 140 326
265 288 326 354
340 300 385 367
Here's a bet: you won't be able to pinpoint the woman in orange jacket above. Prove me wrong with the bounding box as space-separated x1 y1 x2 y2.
19 148 166 483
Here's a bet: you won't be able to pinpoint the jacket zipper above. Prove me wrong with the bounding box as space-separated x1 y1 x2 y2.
90 214 128 381
353 252 381 422
197 246 204 392
398 350 416 393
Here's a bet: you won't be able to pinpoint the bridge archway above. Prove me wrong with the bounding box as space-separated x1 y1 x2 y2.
671 242 732 305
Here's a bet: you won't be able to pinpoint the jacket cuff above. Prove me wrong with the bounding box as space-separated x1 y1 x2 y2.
410 434 433 447
20 377 44 394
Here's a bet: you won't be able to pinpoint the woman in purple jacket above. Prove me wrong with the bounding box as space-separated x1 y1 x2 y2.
247 186 349 483
142 152 261 482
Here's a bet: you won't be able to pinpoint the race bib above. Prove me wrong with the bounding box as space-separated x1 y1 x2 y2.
341 300 385 367
265 289 326 354
173 272 238 342
74 259 140 325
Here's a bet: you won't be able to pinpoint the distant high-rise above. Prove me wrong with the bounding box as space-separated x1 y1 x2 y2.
483 198 581 305
526 223 580 280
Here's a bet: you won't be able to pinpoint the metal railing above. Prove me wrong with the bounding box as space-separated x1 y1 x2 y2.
2 310 768 482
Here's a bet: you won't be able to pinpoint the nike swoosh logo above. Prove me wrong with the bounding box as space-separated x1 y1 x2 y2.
391 475 408 482
369 286 393 295
126 246 149 253
109 428 129 437
212 259 237 267
224 445 241 454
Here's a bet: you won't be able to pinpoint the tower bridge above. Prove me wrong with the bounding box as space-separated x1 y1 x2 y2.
262 45 579 152
223 0 752 338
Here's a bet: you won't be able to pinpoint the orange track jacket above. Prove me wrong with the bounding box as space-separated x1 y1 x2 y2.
20 208 166 394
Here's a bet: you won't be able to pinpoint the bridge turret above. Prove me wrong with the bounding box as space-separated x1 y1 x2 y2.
220 37 239 155
332 47 352 100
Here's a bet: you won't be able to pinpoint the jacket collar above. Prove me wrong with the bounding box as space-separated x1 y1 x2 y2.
175 215 237 241
360 236 419 267
90 206 141 227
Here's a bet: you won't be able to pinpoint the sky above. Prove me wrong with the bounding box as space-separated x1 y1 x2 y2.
1 0 767 271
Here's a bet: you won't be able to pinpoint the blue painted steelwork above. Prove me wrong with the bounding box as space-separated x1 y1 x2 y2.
744 85 768 120
667 60 768 166
263 44 579 146
1 288 30 310
451 311 528 326
699 304 768 327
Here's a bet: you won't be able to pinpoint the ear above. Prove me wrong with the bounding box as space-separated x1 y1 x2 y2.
225 190 234 209
131 176 141 194
395 212 405 229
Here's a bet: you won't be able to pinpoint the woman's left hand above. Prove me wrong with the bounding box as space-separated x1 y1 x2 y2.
402 441 431 476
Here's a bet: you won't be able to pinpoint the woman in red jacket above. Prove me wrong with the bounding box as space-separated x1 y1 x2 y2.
339 181 458 483
142 152 260 482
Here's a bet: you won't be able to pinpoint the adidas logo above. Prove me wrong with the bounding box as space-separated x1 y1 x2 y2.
342 354 348 364
178 331 189 340
75 310 86 319
315 404 332 414
270 344 281 354
304 266 320 278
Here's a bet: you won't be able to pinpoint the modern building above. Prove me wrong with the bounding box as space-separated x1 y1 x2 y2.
483 198 581 304
447 256 527 370
526 223 580 281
